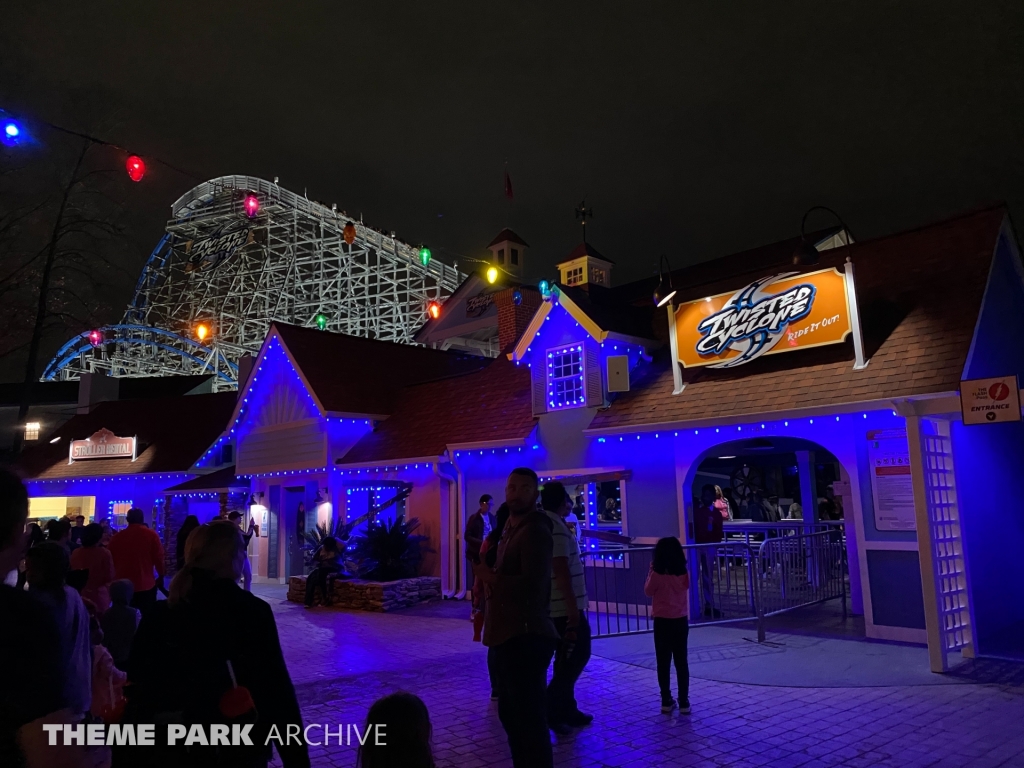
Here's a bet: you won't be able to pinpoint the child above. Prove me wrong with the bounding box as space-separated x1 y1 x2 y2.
358 692 434 768
89 608 127 720
643 537 691 715
102 578 141 671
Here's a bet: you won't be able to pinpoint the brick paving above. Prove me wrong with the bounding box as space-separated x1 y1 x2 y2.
260 590 1024 768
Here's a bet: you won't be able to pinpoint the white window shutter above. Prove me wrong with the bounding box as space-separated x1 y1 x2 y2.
532 363 548 415
585 341 603 407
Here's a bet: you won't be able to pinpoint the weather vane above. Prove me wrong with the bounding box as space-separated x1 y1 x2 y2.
575 200 592 243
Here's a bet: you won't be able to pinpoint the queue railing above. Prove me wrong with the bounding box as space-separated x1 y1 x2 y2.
582 529 847 642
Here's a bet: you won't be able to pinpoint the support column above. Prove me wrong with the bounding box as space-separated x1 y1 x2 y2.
838 464 863 615
905 414 946 673
796 450 817 524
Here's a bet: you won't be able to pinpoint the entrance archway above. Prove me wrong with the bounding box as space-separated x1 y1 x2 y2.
683 436 860 636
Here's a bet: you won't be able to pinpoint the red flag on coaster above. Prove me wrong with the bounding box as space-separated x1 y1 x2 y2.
504 167 514 202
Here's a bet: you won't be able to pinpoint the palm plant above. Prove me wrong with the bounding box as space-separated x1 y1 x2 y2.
347 514 430 582
301 515 366 568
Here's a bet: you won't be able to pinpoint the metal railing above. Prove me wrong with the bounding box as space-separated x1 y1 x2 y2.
583 530 847 643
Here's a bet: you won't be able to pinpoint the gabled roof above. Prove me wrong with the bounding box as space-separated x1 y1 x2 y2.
511 286 660 361
265 323 487 416
165 465 249 493
412 270 517 346
558 241 614 265
558 285 658 341
19 392 237 479
339 356 535 464
488 228 529 248
590 207 1009 430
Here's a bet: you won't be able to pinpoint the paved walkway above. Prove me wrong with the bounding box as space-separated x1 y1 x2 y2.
255 586 1024 768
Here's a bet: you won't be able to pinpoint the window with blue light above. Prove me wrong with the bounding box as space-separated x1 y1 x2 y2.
547 345 585 409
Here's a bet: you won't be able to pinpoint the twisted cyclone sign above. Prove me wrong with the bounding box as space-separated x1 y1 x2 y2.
674 267 855 369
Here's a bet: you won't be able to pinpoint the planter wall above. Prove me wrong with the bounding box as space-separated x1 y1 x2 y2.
287 575 441 612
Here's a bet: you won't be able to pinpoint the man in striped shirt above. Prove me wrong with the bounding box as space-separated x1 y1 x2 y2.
541 481 593 734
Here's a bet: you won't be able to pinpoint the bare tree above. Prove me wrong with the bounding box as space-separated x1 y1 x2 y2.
1 128 140 454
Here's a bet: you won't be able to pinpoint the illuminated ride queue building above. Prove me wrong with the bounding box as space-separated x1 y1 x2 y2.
21 206 1024 672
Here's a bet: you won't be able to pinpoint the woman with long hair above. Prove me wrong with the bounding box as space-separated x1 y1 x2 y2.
122 520 309 768
175 514 200 572
644 537 691 715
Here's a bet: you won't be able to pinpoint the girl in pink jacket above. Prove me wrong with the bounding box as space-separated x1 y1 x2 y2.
643 537 691 714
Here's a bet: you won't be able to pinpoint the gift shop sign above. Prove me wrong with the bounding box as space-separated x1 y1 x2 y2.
68 428 137 464
960 376 1021 425
674 267 854 369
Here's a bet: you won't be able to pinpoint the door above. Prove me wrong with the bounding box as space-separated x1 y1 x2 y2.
284 487 307 577
267 485 280 579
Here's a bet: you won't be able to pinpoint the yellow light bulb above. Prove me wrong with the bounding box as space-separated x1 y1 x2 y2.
196 323 209 341
486 267 498 284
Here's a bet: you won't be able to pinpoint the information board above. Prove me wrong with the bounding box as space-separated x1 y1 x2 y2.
867 429 916 531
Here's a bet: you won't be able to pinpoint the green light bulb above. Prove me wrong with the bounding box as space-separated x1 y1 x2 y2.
419 247 431 266
315 313 327 331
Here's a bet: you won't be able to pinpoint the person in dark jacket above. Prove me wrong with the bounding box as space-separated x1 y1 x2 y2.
175 514 200 571
692 484 724 617
474 468 558 768
122 519 309 768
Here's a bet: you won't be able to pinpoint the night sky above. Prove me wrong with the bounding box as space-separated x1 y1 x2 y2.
1 3 1022 369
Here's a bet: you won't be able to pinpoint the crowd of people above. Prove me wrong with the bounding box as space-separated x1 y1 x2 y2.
0 468 449 768
2 464 704 768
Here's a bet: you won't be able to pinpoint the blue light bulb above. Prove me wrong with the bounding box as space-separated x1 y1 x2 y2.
4 122 19 138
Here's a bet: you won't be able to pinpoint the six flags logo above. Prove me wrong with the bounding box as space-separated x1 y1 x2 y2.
696 274 815 368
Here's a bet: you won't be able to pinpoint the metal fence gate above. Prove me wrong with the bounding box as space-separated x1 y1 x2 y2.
584 530 848 642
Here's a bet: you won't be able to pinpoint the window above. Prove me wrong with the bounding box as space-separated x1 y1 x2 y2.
24 422 40 441
511 248 519 265
590 267 606 285
497 248 504 265
565 266 584 286
109 500 133 529
547 345 585 409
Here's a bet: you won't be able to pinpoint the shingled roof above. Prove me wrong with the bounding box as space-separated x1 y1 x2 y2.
19 392 237 479
590 207 1009 430
488 228 529 248
339 356 535 464
272 323 487 415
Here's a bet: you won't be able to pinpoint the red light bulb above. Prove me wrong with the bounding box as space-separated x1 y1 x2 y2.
244 195 259 218
427 301 441 320
88 330 103 347
126 155 145 182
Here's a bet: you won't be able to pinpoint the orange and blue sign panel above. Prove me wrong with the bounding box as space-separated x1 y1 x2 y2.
674 267 853 368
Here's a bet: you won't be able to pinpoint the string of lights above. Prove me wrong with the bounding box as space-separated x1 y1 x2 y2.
0 107 201 181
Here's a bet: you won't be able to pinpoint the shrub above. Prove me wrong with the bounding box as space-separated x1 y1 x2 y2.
348 514 429 582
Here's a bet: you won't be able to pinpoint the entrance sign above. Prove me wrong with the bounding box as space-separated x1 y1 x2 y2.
69 428 137 464
960 375 1021 425
674 267 853 369
867 429 916 531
